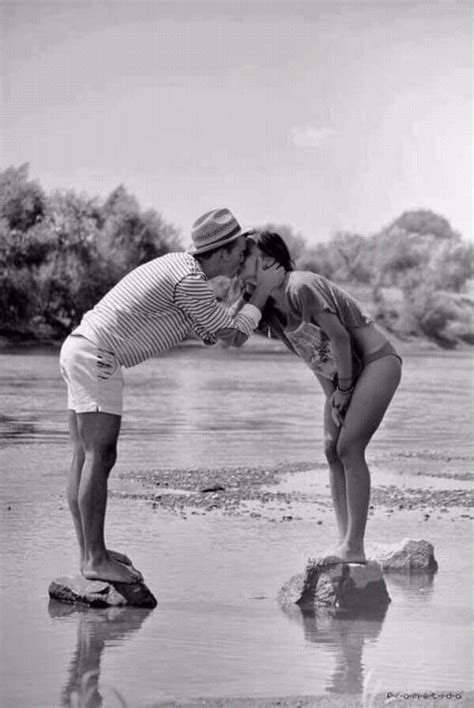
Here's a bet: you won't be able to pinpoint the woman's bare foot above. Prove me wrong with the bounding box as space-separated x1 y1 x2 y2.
80 549 134 572
82 553 143 584
320 544 367 565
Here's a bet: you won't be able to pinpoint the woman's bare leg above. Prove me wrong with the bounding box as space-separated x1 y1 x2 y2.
323 398 348 542
332 356 401 562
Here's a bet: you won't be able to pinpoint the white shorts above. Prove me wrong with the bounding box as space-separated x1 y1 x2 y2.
59 334 124 415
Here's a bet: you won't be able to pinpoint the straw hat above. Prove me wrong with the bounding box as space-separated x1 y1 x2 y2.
188 208 253 255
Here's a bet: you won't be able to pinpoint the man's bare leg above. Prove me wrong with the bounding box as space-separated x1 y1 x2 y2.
67 411 134 572
67 410 87 561
76 411 141 583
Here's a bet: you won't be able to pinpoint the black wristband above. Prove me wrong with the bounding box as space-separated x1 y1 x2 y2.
337 384 354 393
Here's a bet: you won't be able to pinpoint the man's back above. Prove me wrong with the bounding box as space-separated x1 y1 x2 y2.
75 252 217 366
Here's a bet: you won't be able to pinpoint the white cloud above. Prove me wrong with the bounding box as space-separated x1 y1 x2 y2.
289 125 334 148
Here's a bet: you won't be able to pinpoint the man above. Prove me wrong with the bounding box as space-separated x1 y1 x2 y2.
59 208 282 583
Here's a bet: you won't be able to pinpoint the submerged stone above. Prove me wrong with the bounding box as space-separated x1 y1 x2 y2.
279 559 390 612
367 538 438 572
48 575 158 609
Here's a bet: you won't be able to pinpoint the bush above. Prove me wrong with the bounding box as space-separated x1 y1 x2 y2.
403 285 474 346
0 168 182 338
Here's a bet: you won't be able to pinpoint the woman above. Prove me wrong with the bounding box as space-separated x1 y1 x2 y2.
238 231 402 564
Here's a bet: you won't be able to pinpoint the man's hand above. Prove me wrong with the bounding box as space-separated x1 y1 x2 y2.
254 256 285 293
215 327 247 348
247 257 285 310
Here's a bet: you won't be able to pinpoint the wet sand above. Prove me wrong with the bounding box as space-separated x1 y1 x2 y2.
112 461 473 520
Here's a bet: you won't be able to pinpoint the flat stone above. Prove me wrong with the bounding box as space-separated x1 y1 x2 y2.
367 538 438 572
279 559 390 613
48 575 158 608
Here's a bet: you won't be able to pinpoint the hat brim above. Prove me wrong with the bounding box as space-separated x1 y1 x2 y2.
187 227 254 256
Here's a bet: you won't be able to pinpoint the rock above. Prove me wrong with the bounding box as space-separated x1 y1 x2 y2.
367 538 438 572
279 559 390 612
200 484 226 493
278 573 306 612
48 575 158 609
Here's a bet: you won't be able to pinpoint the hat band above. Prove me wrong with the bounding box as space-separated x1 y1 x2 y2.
194 223 242 248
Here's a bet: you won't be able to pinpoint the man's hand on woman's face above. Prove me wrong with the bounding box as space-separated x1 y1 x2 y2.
254 255 285 292
237 244 258 282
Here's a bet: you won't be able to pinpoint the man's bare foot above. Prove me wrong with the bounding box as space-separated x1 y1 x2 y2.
82 554 143 584
108 549 133 566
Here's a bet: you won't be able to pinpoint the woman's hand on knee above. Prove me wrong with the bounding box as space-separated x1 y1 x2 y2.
330 389 353 427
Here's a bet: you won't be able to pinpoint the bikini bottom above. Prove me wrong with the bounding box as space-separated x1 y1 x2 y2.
362 340 402 366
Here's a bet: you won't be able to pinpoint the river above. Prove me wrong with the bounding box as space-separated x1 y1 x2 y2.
0 340 473 706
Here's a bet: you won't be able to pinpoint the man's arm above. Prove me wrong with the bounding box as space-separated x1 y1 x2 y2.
215 261 284 346
175 261 284 347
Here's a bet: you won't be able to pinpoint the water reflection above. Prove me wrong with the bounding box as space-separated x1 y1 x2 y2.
281 572 436 695
283 602 388 695
0 414 36 441
387 571 435 600
48 602 152 708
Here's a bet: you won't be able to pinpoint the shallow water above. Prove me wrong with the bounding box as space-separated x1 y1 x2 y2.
1 342 473 706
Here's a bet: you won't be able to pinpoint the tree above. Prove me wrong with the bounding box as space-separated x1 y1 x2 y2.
257 222 307 263
296 242 336 279
371 210 473 343
0 171 183 338
429 241 474 292
98 185 182 284
385 209 461 241
0 164 46 232
325 231 374 283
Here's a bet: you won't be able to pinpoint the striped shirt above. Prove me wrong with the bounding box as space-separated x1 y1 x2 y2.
74 252 258 368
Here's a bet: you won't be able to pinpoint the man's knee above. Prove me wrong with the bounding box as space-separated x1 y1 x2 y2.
98 443 117 471
72 445 86 468
86 443 118 472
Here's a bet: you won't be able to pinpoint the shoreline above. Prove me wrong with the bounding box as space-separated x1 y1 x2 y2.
1 332 472 357
151 692 474 707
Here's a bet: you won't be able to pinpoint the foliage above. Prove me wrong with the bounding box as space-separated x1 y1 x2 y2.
1 166 472 347
98 185 181 287
366 211 474 345
264 210 473 346
291 230 376 284
386 209 461 241
257 222 307 263
0 164 46 231
0 166 181 339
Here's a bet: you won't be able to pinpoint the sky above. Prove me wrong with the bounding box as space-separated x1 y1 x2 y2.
1 0 472 246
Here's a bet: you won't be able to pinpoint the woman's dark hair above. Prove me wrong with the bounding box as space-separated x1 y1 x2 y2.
252 231 294 271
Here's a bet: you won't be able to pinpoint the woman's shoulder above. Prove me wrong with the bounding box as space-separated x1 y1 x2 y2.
284 271 336 312
286 270 330 293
